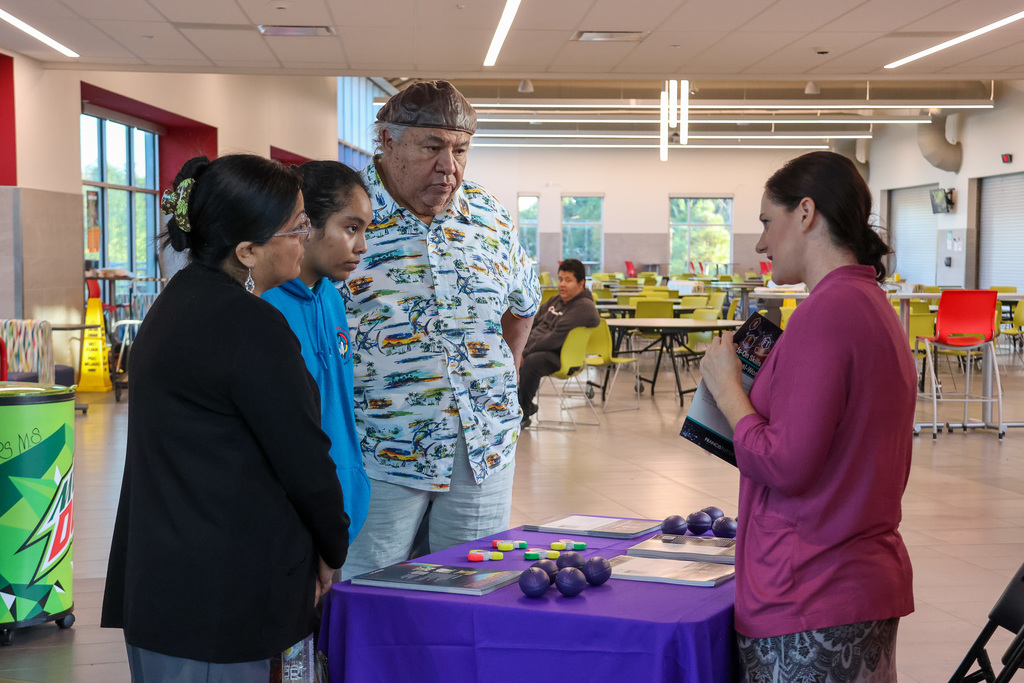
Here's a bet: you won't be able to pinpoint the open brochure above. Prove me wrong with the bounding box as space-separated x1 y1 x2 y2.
627 533 735 564
608 555 735 587
350 562 521 596
679 312 782 466
522 515 662 538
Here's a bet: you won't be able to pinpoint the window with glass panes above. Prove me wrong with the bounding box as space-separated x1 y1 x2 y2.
561 196 603 271
669 198 732 273
81 114 160 298
517 195 539 263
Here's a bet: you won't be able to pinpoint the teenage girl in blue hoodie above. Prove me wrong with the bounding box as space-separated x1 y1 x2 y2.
264 161 372 542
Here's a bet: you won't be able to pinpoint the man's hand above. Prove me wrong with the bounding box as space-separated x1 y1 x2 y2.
315 556 336 606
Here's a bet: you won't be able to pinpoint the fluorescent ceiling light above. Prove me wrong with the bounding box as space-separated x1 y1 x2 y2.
885 9 1024 69
0 8 78 57
470 100 990 111
475 132 870 140
475 116 927 125
257 25 336 36
483 0 521 67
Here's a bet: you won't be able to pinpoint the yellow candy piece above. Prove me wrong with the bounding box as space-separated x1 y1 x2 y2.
497 541 513 551
551 541 567 550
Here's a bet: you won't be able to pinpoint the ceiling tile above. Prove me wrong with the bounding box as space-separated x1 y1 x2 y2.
614 31 726 73
179 27 279 64
266 35 347 65
485 30 566 68
821 0 953 32
548 41 642 69
683 32 806 73
62 0 163 21
743 32 885 73
146 0 251 24
323 0 416 28
514 0 593 31
92 21 209 61
340 25 416 69
415 1 505 31
234 0 334 26
580 0 680 32
4 0 78 20
899 0 1024 32
735 0 867 32
659 0 775 33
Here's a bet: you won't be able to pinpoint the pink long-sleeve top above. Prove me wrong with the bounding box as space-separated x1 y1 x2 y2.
732 264 917 638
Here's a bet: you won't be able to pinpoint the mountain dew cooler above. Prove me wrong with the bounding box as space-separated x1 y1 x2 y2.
0 382 76 645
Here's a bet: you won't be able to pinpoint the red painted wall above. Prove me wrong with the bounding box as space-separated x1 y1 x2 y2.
270 146 311 167
0 55 16 186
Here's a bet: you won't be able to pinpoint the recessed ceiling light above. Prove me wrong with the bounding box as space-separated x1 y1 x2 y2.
257 25 336 36
571 31 648 42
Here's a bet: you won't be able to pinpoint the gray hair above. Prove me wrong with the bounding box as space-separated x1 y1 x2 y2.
372 122 410 154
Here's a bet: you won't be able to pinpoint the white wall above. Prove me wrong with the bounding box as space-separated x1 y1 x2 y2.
12 53 339 195
468 145 803 274
868 80 1024 285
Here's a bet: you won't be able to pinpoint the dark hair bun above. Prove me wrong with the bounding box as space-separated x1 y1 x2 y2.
165 156 212 252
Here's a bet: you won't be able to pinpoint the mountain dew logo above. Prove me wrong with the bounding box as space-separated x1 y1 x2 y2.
19 462 74 586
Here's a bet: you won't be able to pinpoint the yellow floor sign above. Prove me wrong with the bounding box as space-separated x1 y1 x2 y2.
77 299 111 392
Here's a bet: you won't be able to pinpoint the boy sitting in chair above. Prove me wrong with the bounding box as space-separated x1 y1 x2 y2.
518 258 600 427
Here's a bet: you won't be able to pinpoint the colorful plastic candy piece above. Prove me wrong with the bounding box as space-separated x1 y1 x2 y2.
524 548 560 560
468 550 503 561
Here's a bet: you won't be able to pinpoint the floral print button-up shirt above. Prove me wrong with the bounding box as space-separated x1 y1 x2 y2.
339 160 540 491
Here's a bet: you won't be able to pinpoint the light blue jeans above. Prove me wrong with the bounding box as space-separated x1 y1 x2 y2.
341 431 515 580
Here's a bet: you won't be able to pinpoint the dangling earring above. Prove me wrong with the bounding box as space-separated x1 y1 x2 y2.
245 267 255 294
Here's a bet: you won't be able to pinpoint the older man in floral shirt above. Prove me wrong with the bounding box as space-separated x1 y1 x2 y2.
340 81 540 578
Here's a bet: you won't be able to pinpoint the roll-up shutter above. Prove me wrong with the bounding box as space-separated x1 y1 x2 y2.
889 185 938 286
979 172 1024 290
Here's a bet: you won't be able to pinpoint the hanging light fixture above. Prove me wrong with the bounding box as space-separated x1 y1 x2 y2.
517 79 534 93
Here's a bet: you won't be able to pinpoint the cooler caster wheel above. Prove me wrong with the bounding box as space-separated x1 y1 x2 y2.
585 387 595 399
115 385 123 402
635 379 644 394
56 614 75 629
1 629 11 646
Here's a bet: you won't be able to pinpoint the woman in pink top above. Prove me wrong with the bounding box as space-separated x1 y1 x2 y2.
701 151 917 682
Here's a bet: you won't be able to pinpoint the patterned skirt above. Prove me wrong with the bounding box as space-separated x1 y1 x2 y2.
737 618 899 683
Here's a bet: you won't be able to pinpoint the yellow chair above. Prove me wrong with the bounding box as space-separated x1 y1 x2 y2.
536 326 600 429
540 287 559 305
782 297 797 308
726 298 740 321
679 296 709 307
591 287 612 300
538 272 551 286
584 318 639 412
707 291 726 317
779 305 797 330
1003 302 1024 361
639 288 670 299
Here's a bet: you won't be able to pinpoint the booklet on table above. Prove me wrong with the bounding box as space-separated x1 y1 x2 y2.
608 555 735 587
522 515 662 538
627 533 736 564
350 562 521 596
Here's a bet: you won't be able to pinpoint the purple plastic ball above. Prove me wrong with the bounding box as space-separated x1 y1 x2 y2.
701 506 725 522
531 559 559 584
686 511 713 535
661 514 688 535
555 567 587 597
582 556 612 586
518 567 552 598
711 516 738 539
556 551 585 571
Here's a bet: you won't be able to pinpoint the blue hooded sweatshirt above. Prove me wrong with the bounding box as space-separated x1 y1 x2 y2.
264 278 369 541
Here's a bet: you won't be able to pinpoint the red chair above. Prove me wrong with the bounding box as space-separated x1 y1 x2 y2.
0 338 7 380
624 261 637 278
759 261 771 275
915 290 1003 439
86 278 118 314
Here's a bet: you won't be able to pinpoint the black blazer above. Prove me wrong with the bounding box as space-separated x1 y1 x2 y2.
101 262 349 663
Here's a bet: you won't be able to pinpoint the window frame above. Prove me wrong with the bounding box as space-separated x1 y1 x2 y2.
561 194 604 273
668 196 734 274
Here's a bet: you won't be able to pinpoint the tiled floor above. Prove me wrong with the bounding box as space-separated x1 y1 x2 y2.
2 346 1024 682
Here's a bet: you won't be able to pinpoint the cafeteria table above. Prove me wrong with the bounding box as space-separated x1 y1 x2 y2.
319 524 738 683
606 318 743 405
597 304 705 318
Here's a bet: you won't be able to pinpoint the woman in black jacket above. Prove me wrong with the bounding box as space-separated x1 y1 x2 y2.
101 154 350 681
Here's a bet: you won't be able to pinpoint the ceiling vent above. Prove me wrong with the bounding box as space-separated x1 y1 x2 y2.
257 25 336 37
570 31 647 42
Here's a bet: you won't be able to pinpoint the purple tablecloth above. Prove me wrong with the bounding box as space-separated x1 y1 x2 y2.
319 525 738 682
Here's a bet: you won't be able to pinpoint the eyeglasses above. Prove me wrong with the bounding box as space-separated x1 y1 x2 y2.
273 213 312 240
